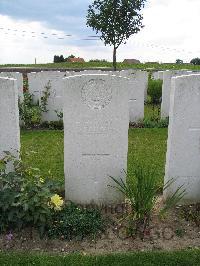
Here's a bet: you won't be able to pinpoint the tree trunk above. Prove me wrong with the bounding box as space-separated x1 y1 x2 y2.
113 46 117 71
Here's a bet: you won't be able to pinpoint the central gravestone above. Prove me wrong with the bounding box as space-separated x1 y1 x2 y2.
63 74 129 205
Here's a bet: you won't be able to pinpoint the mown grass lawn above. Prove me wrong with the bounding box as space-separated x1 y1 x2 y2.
0 250 200 266
21 128 168 187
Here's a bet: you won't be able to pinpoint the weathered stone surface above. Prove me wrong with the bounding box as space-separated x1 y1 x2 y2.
152 71 164 80
28 71 67 121
164 74 200 204
0 77 20 161
0 72 23 102
63 74 129 205
161 70 192 118
120 70 148 122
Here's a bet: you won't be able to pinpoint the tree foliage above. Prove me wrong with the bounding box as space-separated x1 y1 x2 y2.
86 0 146 70
176 59 183 64
53 55 65 63
190 58 200 65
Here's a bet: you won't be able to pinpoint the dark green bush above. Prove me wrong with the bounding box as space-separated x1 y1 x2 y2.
48 202 105 240
130 118 169 128
40 120 63 130
190 58 200 65
148 78 162 105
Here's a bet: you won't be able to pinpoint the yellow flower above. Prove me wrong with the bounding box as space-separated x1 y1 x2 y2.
50 194 64 211
40 177 44 183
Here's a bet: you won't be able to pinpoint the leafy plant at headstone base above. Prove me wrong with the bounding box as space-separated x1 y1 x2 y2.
41 120 64 130
147 78 163 120
40 81 51 112
0 152 63 237
130 117 169 129
110 163 186 239
47 201 105 240
19 92 42 127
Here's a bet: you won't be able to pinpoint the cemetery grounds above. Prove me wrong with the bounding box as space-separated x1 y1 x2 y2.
0 64 200 265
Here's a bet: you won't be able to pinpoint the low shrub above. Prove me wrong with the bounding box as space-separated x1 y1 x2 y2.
19 92 42 127
0 153 105 240
130 117 169 128
0 153 62 237
48 202 105 240
41 120 63 130
148 78 162 105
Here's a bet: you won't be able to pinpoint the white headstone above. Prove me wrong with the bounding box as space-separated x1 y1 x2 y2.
0 77 20 161
161 70 192 118
27 72 41 104
63 74 129 205
164 74 200 204
0 72 23 102
152 71 164 80
28 71 67 121
120 70 148 122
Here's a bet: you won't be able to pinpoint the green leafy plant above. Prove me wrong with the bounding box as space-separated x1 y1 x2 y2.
0 153 62 237
110 163 185 238
40 120 64 130
47 202 105 240
148 78 162 119
19 92 42 127
148 78 162 105
40 81 51 112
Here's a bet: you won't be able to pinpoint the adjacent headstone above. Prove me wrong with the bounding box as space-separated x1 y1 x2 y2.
152 71 164 80
63 74 129 205
0 72 23 102
164 74 200 204
0 77 20 162
120 70 148 122
161 70 192 118
28 71 67 121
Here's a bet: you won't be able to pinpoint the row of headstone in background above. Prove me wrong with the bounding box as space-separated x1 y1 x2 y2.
0 72 23 102
0 77 20 169
160 70 193 118
152 71 164 80
28 70 148 123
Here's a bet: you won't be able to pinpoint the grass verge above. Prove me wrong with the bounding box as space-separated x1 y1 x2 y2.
0 250 200 266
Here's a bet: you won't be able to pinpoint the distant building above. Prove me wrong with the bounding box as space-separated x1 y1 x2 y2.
123 59 141 64
67 57 85 63
145 62 159 64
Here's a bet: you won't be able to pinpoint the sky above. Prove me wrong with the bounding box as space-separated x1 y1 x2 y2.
0 0 200 64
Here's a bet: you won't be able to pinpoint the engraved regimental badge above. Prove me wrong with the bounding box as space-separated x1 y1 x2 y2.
81 79 112 110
